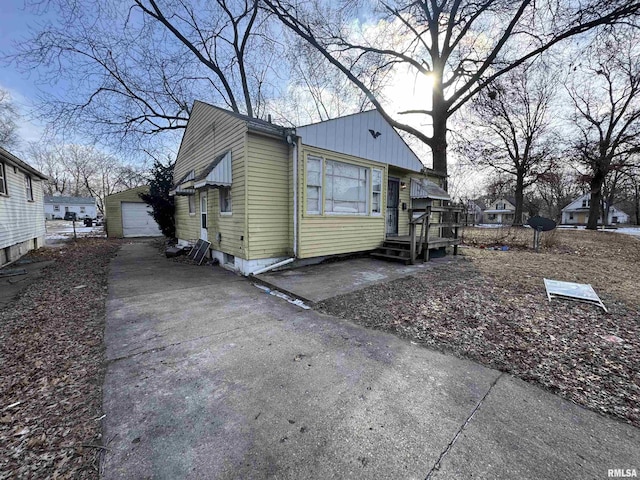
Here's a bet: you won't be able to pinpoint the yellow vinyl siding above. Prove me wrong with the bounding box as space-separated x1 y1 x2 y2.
297 145 387 259
172 101 247 258
105 186 149 238
174 193 199 242
246 132 291 259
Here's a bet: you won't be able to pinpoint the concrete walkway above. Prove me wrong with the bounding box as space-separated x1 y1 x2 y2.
255 257 454 304
102 242 639 479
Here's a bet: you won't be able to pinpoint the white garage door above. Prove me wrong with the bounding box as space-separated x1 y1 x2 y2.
121 202 163 237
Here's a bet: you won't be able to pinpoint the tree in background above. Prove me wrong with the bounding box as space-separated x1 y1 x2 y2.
139 161 175 238
567 30 640 229
10 0 281 150
0 88 19 149
461 61 557 226
265 0 640 177
29 143 147 213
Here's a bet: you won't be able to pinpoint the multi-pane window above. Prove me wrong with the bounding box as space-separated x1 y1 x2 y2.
219 187 232 213
188 194 195 214
325 160 368 215
54 205 60 211
25 175 33 201
80 206 86 213
0 162 6 195
372 169 382 215
306 156 322 214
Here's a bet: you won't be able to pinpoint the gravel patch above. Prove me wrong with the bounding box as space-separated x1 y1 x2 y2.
0 238 122 479
318 229 640 428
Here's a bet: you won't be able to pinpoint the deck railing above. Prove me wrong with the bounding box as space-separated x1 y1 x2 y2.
407 204 464 264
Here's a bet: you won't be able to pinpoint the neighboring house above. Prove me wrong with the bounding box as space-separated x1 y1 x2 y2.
44 195 97 220
482 197 527 225
561 193 630 225
464 198 485 225
105 186 163 238
170 101 449 275
0 147 47 266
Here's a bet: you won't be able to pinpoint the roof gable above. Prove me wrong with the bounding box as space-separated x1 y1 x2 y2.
562 193 590 212
296 110 425 172
44 195 95 205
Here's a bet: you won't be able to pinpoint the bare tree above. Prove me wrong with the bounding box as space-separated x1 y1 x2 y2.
264 0 640 178
9 0 280 149
567 31 640 229
0 88 19 149
460 62 557 226
535 168 581 222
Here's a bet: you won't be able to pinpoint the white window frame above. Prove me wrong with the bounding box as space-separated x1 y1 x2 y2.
80 206 86 213
219 186 232 215
54 205 60 212
188 194 196 215
25 174 34 201
371 168 382 215
324 159 369 216
0 162 7 195
306 156 322 214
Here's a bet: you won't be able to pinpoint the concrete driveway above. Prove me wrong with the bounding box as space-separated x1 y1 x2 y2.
102 242 639 479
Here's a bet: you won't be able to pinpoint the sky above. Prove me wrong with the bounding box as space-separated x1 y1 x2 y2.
0 0 62 147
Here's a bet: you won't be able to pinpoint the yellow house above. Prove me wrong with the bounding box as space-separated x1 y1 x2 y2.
171 101 450 275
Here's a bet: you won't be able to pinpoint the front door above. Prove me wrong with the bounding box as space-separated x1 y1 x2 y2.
200 192 208 241
386 178 400 236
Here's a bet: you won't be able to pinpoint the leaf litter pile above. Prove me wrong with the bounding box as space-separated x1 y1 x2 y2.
318 228 640 427
1 239 121 478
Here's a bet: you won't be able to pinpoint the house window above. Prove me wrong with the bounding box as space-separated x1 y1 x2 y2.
306 156 322 214
0 162 7 195
54 205 60 212
488 214 496 220
372 168 382 215
497 202 505 210
569 213 574 220
324 159 368 215
612 216 618 223
219 186 232 214
582 198 590 208
25 175 33 201
188 194 195 214
80 206 86 213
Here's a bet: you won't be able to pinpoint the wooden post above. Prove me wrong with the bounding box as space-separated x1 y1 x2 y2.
453 208 459 256
424 204 431 262
409 221 416 264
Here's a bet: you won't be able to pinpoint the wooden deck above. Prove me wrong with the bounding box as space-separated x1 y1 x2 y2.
385 235 461 248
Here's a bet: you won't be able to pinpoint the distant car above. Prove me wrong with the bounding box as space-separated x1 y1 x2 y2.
64 212 77 221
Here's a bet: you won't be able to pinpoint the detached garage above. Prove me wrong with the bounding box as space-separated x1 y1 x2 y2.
105 186 163 238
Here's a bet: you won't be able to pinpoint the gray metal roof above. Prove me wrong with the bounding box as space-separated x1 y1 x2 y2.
44 195 96 205
410 178 450 201
203 102 286 137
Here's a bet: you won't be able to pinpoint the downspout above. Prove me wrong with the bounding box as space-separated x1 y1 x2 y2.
287 131 299 257
251 257 295 276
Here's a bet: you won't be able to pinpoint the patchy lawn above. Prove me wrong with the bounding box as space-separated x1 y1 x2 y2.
318 228 640 428
0 238 121 478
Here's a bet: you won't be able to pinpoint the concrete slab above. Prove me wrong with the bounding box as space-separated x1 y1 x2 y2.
102 242 640 479
431 375 640 479
255 256 455 303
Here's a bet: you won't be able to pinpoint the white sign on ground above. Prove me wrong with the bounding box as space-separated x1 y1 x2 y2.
544 278 607 312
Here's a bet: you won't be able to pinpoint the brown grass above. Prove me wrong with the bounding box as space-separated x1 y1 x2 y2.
318 227 640 427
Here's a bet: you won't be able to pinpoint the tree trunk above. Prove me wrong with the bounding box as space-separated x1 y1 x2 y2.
431 83 448 181
635 185 640 225
587 172 605 230
513 172 525 227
